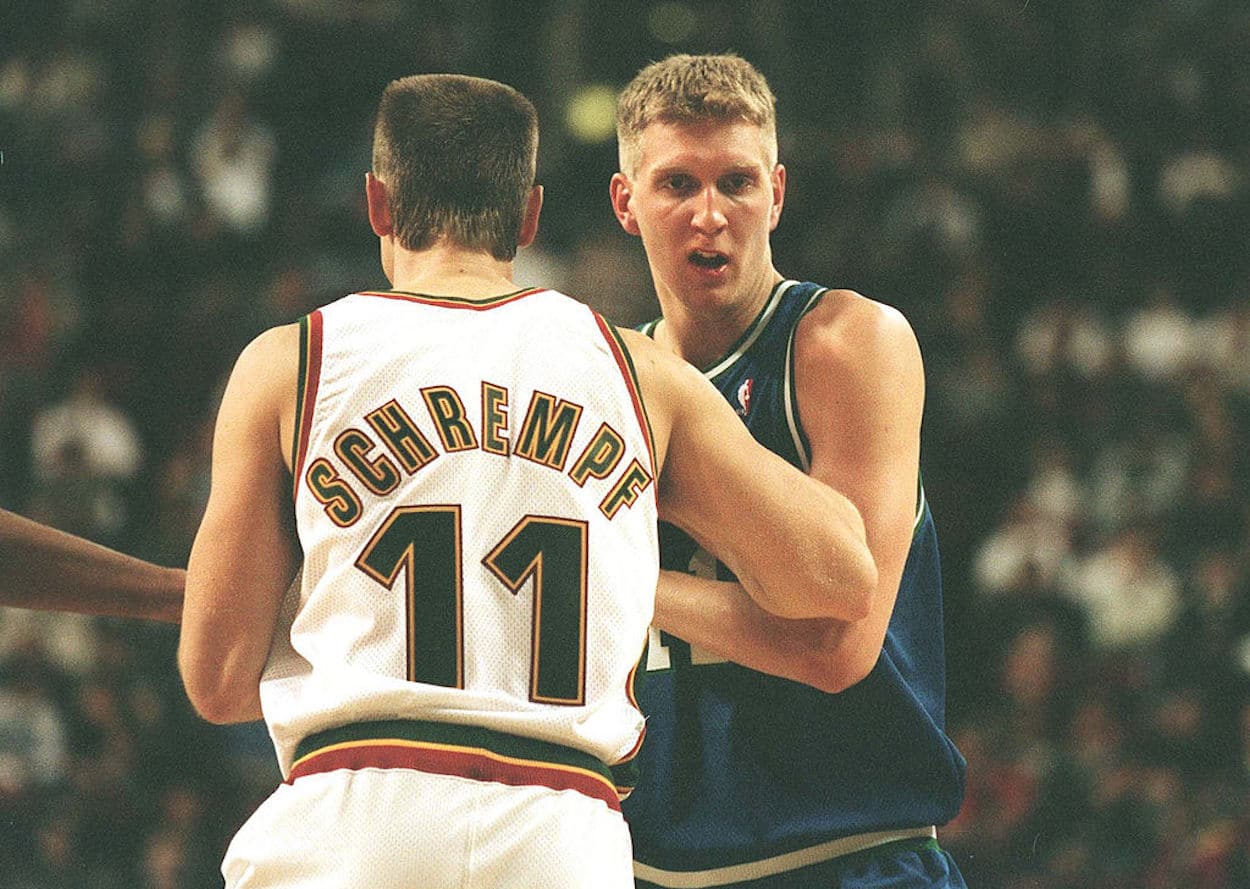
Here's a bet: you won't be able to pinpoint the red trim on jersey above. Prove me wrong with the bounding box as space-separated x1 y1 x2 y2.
286 738 622 811
355 288 545 311
612 641 648 785
293 310 323 498
618 717 646 765
591 313 657 492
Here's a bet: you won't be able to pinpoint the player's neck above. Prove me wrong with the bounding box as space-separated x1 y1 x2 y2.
387 241 520 298
655 269 784 370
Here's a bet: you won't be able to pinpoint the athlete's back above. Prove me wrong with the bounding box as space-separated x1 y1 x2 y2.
224 287 657 888
267 287 658 775
626 281 967 888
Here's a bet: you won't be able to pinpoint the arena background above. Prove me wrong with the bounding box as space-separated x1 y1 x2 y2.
1 1 1248 886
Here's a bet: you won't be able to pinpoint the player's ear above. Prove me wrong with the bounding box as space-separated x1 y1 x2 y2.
769 163 786 233
609 173 641 237
365 171 393 237
517 185 543 249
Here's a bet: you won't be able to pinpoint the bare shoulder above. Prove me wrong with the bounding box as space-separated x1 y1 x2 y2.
235 322 301 374
225 323 301 405
214 323 303 462
795 288 923 385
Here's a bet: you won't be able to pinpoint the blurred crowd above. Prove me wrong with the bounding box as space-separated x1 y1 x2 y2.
1 1 1248 886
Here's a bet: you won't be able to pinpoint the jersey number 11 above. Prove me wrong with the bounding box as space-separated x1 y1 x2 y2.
355 505 588 706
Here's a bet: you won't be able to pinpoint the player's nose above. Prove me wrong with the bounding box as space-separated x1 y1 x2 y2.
691 186 728 234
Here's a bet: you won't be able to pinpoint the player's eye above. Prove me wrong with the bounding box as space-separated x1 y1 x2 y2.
662 174 695 193
720 173 752 195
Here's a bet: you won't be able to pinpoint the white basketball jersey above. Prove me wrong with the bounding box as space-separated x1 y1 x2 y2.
261 288 658 779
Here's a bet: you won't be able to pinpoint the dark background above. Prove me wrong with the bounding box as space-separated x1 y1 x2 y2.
1 1 1248 886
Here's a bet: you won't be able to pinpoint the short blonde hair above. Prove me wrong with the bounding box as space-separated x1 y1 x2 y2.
616 54 777 175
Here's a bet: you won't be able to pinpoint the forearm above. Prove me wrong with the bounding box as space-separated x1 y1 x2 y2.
733 482 875 621
0 510 185 623
655 569 867 692
180 540 285 725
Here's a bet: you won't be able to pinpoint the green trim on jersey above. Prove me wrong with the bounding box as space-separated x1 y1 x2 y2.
293 718 617 788
294 314 309 474
292 312 323 501
596 316 657 479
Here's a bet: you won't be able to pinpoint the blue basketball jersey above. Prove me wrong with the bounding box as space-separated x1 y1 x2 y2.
625 280 966 887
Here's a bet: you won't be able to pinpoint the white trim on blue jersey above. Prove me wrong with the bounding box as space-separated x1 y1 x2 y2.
781 283 828 472
702 280 797 378
632 826 937 887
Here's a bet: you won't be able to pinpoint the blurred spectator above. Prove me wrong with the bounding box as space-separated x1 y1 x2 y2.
190 90 277 238
1060 524 1182 652
1015 296 1115 382
216 14 280 90
0 267 83 376
0 651 69 797
1157 140 1244 217
29 367 142 487
974 492 1074 599
1122 285 1196 383
27 365 143 545
1192 297 1250 396
11 809 126 889
137 419 212 568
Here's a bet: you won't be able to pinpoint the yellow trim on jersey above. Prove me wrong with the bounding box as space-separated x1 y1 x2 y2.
290 737 612 790
286 719 626 809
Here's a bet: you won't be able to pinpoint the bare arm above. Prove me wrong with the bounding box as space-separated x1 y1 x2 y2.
652 569 839 682
178 324 301 724
650 292 928 690
621 328 876 621
0 509 184 623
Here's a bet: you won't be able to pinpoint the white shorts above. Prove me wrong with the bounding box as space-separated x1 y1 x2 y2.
222 765 633 888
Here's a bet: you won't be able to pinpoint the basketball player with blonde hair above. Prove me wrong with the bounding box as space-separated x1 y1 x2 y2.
611 54 968 888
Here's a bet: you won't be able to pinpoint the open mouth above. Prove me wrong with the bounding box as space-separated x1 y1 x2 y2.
689 250 729 270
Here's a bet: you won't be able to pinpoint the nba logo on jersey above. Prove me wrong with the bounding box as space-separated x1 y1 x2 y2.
736 378 754 418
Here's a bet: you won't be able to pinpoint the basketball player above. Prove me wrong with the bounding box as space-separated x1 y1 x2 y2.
609 55 968 888
0 507 183 622
178 74 877 888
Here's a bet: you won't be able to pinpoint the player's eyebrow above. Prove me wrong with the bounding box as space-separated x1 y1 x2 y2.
648 163 693 179
649 161 759 180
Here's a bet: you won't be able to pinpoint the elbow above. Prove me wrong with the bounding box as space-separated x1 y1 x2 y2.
805 547 876 623
804 645 878 695
182 682 230 724
810 503 878 621
178 655 252 725
186 685 255 725
191 700 236 725
843 547 878 621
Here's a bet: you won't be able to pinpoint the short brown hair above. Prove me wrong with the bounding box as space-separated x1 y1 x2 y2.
616 54 777 175
372 74 538 260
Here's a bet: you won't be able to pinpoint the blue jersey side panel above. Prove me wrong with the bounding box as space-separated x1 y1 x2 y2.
625 281 966 875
